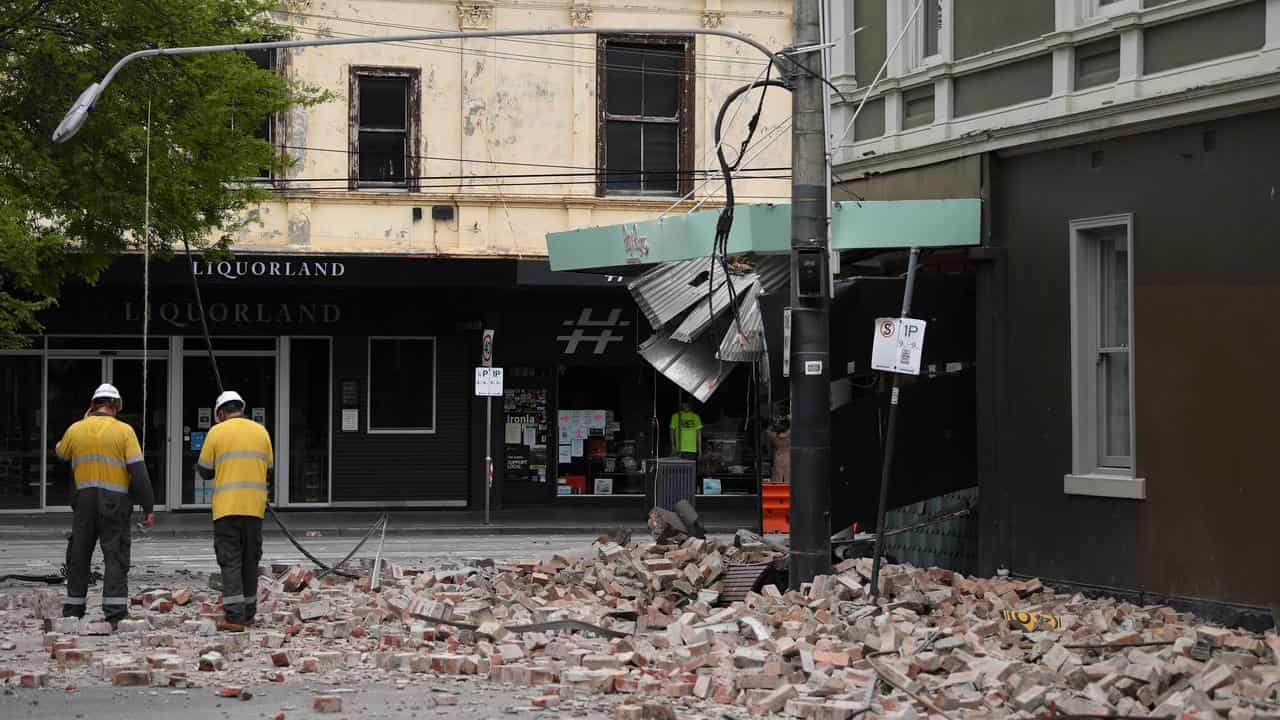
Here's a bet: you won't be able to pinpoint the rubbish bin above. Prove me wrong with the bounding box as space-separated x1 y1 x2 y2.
653 457 696 511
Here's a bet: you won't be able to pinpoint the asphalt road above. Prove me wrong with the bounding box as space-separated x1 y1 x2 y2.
0 679 622 720
0 533 601 577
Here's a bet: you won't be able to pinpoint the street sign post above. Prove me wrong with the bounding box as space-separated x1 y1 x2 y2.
476 357 503 525
870 317 927 375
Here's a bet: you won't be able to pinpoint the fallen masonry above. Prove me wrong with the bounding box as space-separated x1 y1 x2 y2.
0 530 1278 719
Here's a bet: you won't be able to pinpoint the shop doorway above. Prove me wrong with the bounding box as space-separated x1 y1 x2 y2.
179 350 277 508
43 350 170 509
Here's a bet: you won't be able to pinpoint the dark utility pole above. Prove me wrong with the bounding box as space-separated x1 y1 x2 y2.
787 0 832 588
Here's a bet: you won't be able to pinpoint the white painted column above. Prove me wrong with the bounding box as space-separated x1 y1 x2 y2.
886 0 906 77
1116 28 1143 102
1265 0 1280 51
933 76 953 125
938 0 955 63
884 90 903 135
1054 0 1078 32
829 0 851 79
1052 47 1075 98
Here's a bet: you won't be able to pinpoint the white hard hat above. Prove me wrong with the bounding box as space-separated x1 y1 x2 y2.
92 383 121 402
215 390 245 413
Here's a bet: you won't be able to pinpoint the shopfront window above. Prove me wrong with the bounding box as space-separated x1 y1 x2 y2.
555 365 653 497
367 337 435 433
0 355 43 510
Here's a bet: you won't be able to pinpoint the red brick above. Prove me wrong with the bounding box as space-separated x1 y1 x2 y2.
113 670 152 687
313 695 342 713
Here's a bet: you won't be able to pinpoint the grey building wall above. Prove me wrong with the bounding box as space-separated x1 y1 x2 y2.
984 108 1280 609
852 0 887 86
853 96 886 140
1144 1 1266 74
954 54 1053 117
953 0 1055 59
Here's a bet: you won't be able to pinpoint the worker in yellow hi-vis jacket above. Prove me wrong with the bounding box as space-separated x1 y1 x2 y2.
196 390 273 631
55 384 156 623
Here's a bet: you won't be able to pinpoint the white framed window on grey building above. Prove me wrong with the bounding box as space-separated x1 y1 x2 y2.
897 0 947 69
367 337 436 434
1066 214 1143 499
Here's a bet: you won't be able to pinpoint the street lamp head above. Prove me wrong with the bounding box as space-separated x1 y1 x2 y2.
52 82 103 144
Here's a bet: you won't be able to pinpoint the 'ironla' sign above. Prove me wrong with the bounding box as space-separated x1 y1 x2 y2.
191 259 346 280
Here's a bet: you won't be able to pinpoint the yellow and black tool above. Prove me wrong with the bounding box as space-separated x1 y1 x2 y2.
1003 609 1062 632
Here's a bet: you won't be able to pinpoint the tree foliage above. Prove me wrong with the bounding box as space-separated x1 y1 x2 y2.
0 0 325 347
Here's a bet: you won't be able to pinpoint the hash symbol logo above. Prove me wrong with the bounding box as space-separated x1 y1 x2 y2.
557 308 631 355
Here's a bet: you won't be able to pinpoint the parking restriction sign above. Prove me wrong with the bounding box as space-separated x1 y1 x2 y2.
870 317 927 375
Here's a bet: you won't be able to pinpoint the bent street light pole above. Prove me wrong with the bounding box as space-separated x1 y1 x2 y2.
787 0 832 588
52 28 780 143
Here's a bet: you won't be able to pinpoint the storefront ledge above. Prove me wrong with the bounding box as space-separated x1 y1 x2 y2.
1063 473 1146 500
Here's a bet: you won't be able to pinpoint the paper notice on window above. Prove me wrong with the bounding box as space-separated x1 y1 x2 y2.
505 423 522 444
341 409 358 432
522 427 537 447
558 444 572 463
587 411 607 429
570 439 584 457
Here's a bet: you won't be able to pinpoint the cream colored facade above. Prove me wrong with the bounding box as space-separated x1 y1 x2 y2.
232 0 793 257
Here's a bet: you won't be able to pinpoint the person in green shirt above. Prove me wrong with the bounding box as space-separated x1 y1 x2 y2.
669 401 703 459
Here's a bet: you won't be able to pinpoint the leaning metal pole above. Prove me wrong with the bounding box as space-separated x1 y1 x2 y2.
787 0 832 588
869 247 921 597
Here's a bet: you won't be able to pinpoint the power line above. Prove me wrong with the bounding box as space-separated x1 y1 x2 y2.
274 144 790 175
261 176 792 189
286 26 766 83
281 10 771 68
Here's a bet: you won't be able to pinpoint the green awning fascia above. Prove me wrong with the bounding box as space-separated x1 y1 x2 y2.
546 199 982 271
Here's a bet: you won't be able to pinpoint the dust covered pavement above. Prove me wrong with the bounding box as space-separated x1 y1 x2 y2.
1 530 1278 719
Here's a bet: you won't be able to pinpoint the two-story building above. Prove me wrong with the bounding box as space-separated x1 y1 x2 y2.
0 0 792 520
830 0 1279 620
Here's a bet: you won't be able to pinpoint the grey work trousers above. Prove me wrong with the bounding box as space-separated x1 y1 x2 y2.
213 515 263 623
63 489 133 621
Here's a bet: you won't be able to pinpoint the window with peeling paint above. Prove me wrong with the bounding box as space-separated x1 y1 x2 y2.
354 73 411 187
599 39 691 196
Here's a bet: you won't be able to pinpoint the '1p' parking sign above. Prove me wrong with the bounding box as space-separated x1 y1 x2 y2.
870 317 927 375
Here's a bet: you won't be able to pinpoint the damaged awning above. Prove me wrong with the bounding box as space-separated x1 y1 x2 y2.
546 199 982 400
546 199 982 271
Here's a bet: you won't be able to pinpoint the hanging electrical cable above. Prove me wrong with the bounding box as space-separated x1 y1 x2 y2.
710 71 792 344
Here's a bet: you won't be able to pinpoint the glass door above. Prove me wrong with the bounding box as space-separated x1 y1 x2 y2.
286 338 331 505
0 355 44 510
108 357 168 507
45 357 107 508
180 354 277 506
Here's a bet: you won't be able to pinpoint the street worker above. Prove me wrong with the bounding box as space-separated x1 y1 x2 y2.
196 390 272 631
669 399 704 460
55 383 156 623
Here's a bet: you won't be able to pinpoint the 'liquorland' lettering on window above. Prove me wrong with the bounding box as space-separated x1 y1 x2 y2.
124 301 341 327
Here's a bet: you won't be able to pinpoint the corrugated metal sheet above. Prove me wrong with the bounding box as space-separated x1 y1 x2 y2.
717 281 764 362
639 328 736 403
670 272 757 343
629 258 724 330
754 256 791 293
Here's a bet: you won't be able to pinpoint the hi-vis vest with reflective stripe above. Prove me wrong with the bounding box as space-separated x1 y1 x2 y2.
55 415 143 494
198 417 273 521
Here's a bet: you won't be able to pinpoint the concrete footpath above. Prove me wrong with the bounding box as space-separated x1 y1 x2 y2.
0 507 759 540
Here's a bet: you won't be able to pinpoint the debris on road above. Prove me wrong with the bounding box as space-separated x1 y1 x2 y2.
1 532 1278 719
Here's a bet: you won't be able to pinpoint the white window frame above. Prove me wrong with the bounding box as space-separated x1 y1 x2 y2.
895 0 950 71
1065 214 1144 499
1079 0 1137 22
366 336 437 434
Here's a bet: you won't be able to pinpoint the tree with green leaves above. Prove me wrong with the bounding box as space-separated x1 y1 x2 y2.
0 0 325 348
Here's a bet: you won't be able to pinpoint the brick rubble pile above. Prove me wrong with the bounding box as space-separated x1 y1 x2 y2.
1 531 1278 719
